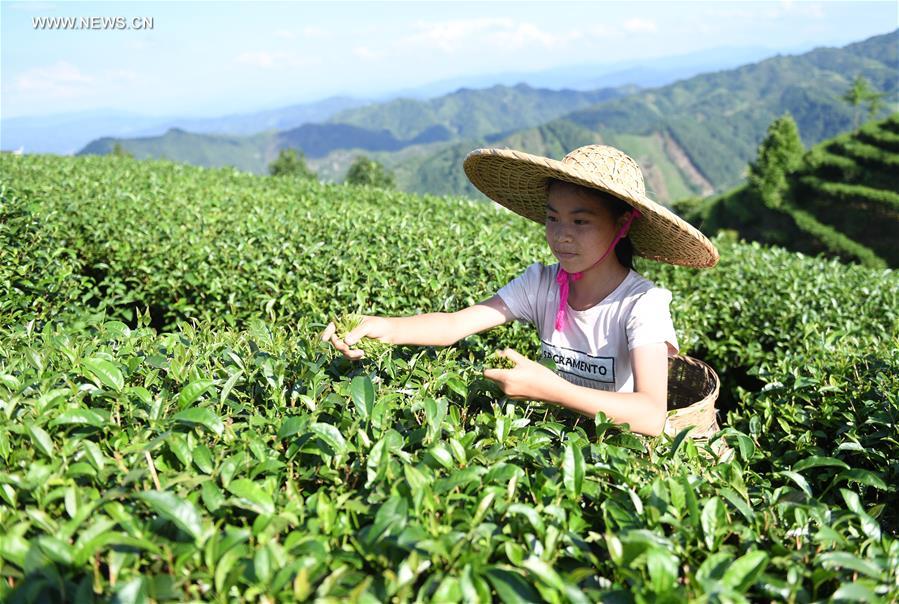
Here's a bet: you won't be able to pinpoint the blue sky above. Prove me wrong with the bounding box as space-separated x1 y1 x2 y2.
2 1 896 119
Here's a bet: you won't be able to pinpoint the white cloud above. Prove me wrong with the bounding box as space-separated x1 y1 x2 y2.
402 18 568 53
273 29 297 40
235 50 318 69
15 61 94 98
302 26 328 38
352 46 383 61
237 50 277 68
707 2 825 22
106 68 140 83
274 26 327 40
783 1 825 19
623 18 658 33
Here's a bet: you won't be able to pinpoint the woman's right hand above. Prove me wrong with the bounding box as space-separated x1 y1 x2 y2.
320 315 392 360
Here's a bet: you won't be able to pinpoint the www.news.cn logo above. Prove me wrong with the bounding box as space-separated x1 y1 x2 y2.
32 16 155 30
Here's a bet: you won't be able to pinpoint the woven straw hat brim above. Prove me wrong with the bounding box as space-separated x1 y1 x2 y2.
464 148 719 268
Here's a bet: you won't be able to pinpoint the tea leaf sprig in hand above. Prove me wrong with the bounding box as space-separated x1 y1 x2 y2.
485 351 557 371
486 351 516 370
333 313 391 359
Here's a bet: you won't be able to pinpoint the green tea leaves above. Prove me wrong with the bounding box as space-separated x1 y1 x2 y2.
178 380 215 409
226 479 275 516
350 375 374 419
562 441 585 498
172 408 224 436
138 490 208 542
82 358 124 392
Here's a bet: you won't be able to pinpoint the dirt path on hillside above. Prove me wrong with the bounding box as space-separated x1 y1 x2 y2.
660 131 715 196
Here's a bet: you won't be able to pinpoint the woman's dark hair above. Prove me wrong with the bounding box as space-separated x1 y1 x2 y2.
546 179 636 270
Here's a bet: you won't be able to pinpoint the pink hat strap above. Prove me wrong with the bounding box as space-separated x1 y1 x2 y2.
554 209 641 332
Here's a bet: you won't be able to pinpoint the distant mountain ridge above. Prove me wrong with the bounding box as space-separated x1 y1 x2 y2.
3 97 370 155
76 83 634 172
393 29 898 202
326 84 631 141
75 30 898 203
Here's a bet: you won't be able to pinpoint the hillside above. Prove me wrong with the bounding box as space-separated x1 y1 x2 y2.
683 114 899 268
402 30 898 204
326 83 629 141
77 84 630 173
79 128 281 174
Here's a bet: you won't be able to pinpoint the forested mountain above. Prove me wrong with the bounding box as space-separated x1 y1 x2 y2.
682 114 899 268
77 84 630 174
395 30 897 203
325 83 629 141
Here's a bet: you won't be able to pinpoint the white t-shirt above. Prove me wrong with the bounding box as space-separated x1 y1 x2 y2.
497 262 679 392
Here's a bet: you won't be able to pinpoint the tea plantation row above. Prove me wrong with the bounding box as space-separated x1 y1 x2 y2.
0 154 897 602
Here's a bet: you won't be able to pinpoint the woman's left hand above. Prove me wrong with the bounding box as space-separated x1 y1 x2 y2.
483 348 562 401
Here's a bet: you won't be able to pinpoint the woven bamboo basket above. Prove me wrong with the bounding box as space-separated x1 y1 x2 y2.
664 355 731 460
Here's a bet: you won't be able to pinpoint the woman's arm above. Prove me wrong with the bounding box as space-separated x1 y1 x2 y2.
484 343 669 436
385 295 516 346
323 295 517 358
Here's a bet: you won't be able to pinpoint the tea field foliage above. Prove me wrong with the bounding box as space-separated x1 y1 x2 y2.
1 153 897 602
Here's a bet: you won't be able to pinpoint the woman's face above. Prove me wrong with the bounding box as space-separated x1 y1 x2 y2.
545 181 626 272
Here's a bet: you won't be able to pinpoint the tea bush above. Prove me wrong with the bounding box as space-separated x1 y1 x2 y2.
1 153 897 602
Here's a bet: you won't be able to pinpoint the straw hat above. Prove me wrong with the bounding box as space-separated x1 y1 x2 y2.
463 145 719 268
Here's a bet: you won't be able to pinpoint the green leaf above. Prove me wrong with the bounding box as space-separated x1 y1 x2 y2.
507 504 545 535
201 481 225 513
668 426 693 458
178 380 214 409
193 444 214 474
700 497 724 550
428 443 454 469
721 550 768 591
521 557 565 592
562 441 585 498
646 547 679 593
830 582 879 602
219 371 242 405
83 358 125 392
138 490 206 542
51 409 106 429
446 377 467 400
471 491 496 526
215 545 245 593
792 455 850 473
402 463 429 492
835 468 888 490
226 479 275 515
36 535 74 566
309 422 347 454
366 495 408 544
433 576 463 602
350 375 374 419
485 567 541 604
424 397 447 442
696 552 732 586
172 408 224 436
27 424 55 459
779 470 812 498
112 577 147 604
719 488 755 522
278 416 303 439
818 552 884 580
